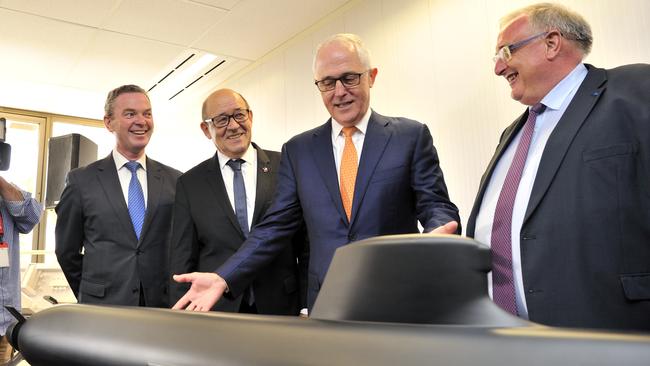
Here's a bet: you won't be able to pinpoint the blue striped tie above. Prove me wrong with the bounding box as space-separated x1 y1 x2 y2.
125 161 146 240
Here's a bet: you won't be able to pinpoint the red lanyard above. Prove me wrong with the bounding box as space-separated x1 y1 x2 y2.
0 209 4 240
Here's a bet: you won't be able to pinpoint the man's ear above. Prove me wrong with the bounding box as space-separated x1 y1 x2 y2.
103 116 114 132
545 30 562 60
200 122 212 139
368 68 378 88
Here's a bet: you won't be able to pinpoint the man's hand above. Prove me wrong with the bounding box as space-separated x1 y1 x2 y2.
171 272 228 311
430 221 459 235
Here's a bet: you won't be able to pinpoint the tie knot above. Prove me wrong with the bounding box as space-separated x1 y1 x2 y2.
530 103 546 115
341 126 357 138
226 159 245 171
125 161 141 174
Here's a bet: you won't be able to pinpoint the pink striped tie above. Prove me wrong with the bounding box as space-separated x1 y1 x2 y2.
491 103 545 315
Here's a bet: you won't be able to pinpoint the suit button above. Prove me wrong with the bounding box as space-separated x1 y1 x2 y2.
348 234 356 242
135 249 142 255
132 288 139 294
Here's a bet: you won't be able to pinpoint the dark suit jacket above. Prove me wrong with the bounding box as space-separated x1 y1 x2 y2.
55 154 181 307
467 64 650 331
217 111 460 309
169 143 308 314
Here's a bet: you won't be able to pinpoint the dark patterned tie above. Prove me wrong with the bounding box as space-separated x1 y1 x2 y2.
491 103 546 315
226 159 249 236
226 158 254 306
125 161 146 240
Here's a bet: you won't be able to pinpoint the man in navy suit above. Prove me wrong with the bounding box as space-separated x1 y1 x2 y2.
172 33 460 312
466 3 650 331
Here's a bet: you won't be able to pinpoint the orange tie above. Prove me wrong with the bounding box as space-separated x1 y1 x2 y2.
340 126 358 221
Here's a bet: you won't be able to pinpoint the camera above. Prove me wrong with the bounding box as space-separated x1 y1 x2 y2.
0 117 11 171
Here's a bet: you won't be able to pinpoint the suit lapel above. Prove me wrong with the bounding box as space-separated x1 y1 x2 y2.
140 157 162 244
524 65 606 223
311 121 348 223
205 154 244 238
96 154 138 243
466 113 528 237
350 112 392 225
252 143 273 226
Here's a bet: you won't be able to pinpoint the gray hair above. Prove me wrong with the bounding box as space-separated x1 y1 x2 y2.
104 85 149 117
312 33 373 73
500 2 593 56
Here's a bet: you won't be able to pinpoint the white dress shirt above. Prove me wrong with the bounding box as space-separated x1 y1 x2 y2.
474 64 588 318
331 108 372 183
217 146 258 230
113 150 148 208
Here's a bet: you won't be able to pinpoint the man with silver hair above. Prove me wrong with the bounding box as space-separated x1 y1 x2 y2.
172 33 460 312
467 3 650 331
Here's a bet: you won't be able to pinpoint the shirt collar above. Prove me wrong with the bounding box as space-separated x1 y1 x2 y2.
216 144 256 170
539 63 588 111
113 149 147 171
331 108 372 138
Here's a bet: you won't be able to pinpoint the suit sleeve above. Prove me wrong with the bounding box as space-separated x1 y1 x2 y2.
168 177 199 306
217 143 305 298
54 172 84 298
411 124 461 233
292 223 309 309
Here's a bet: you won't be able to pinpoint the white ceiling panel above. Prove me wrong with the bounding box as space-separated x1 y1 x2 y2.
0 8 96 85
0 0 353 117
187 0 241 10
0 0 118 28
66 30 185 91
103 0 228 46
194 0 349 60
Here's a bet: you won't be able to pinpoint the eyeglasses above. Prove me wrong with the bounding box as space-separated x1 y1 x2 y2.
493 32 548 63
203 109 250 128
314 71 369 92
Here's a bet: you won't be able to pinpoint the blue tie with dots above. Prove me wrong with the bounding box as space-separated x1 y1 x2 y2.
125 161 146 240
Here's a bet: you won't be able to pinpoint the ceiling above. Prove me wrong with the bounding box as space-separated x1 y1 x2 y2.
0 0 349 118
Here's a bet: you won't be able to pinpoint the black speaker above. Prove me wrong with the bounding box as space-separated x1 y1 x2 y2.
46 134 98 208
0 142 11 171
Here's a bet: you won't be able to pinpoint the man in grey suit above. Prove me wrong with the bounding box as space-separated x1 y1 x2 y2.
56 84 181 307
169 89 307 314
466 3 650 331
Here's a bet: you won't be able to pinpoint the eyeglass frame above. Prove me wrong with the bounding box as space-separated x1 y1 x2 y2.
314 70 370 92
203 109 251 128
492 31 549 63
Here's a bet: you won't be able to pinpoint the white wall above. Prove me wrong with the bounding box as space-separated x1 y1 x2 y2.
155 0 650 229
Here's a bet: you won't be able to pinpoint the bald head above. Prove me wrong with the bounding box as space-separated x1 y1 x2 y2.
202 89 250 121
200 88 253 159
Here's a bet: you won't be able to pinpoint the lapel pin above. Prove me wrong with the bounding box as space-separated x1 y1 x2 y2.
591 91 600 96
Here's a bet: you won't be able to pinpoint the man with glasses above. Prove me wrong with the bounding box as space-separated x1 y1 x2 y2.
169 88 307 315
467 3 650 331
172 33 460 312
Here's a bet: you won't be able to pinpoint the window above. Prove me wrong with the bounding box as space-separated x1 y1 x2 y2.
0 107 104 267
